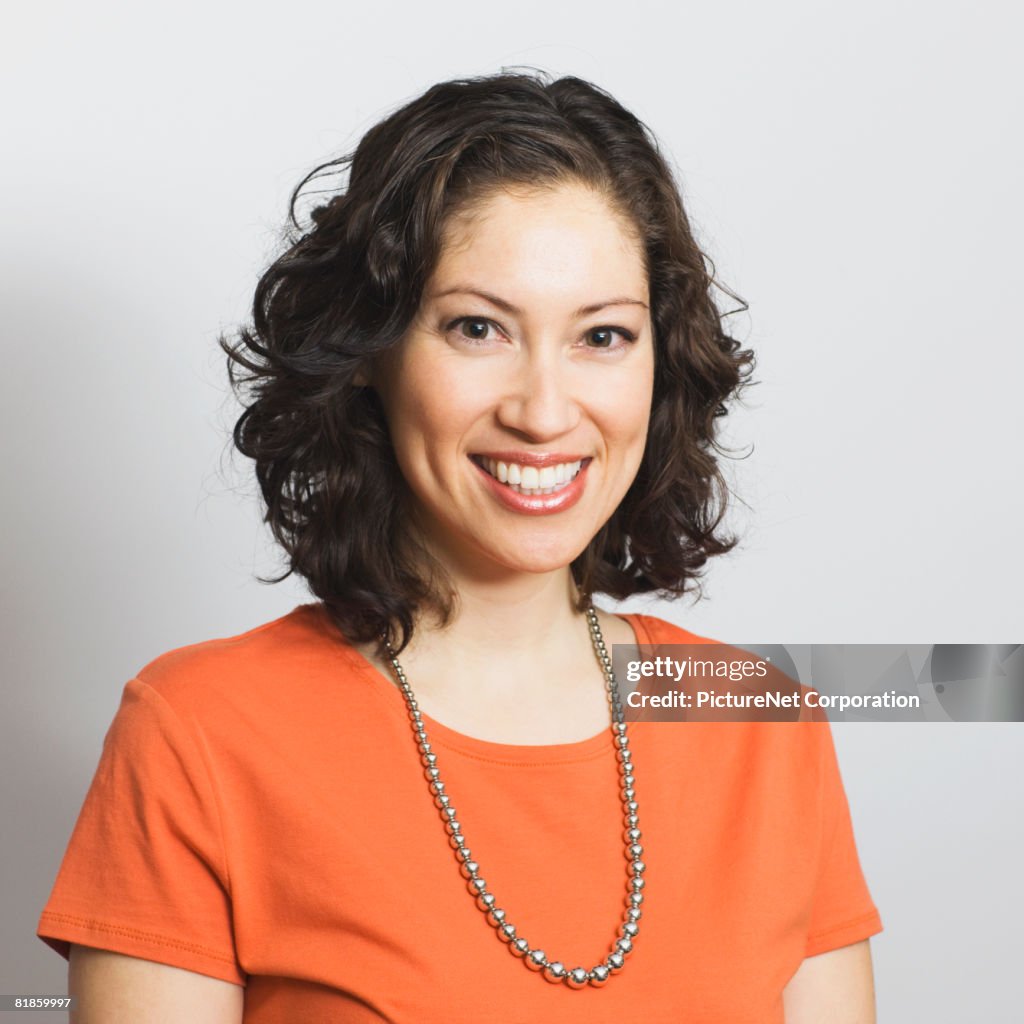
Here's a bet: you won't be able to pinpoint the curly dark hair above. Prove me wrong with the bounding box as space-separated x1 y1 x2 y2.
219 69 755 654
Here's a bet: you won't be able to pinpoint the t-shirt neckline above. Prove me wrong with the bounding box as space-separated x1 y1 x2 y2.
309 604 655 766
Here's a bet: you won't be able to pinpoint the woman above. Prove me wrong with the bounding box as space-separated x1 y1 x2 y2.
37 71 882 1021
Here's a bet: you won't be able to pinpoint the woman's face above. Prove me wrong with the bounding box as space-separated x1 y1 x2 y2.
370 180 655 579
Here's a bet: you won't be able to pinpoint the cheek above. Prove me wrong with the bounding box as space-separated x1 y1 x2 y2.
384 360 448 437
384 366 485 479
603 365 655 448
412 381 483 443
603 399 653 492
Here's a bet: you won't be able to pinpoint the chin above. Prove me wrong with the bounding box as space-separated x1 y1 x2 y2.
484 535 591 575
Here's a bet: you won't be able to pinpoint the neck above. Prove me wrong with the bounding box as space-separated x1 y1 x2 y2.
382 563 607 721
431 566 585 654
387 552 597 688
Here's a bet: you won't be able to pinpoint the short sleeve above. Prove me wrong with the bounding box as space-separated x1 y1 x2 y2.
804 720 884 957
36 678 245 985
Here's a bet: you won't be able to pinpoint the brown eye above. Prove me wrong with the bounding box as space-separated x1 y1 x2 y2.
452 318 493 342
586 326 635 349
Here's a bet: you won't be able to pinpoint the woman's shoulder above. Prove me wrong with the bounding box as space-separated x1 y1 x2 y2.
130 602 349 713
622 610 723 647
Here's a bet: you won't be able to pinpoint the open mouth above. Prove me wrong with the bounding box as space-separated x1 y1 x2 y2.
469 455 591 497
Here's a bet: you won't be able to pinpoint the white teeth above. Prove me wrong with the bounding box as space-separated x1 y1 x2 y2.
475 456 585 496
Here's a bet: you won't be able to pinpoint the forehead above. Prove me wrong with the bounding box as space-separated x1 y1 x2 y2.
432 183 648 300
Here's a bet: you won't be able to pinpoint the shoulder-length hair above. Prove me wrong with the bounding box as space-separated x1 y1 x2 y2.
219 70 755 654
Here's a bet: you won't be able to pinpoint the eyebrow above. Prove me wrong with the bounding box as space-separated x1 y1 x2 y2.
429 286 649 318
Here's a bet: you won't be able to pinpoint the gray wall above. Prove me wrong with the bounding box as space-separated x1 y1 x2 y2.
2 1 1021 1020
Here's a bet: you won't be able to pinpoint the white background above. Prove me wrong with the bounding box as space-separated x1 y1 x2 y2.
2 0 1021 1019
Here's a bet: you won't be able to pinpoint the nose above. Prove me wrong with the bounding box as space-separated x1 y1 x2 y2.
495 346 581 442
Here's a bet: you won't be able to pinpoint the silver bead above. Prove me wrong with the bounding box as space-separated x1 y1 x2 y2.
629 891 644 907
498 922 516 943
435 794 450 809
616 936 633 956
511 938 529 958
622 787 636 801
627 906 642 923
476 892 496 911
543 962 566 982
565 966 589 989
467 877 486 896
620 921 639 938
525 949 547 971
460 860 479 879
630 860 646 875
606 951 625 974
427 775 442 790
625 800 639 815
425 766 440 781
625 827 641 843
588 964 611 988
444 820 461 836
627 843 643 859
630 877 645 892
488 907 505 925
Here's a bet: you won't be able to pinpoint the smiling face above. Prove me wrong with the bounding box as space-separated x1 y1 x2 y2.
369 180 655 582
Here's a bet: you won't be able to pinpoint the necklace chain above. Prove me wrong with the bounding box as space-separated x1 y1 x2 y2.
381 604 643 988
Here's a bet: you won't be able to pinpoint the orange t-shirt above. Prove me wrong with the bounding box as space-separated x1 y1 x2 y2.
37 604 882 1022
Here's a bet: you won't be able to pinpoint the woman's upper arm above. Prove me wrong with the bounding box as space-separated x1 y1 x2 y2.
782 939 876 1024
68 944 244 1024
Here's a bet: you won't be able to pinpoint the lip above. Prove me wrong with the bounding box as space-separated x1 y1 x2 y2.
469 455 592 516
471 451 590 468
